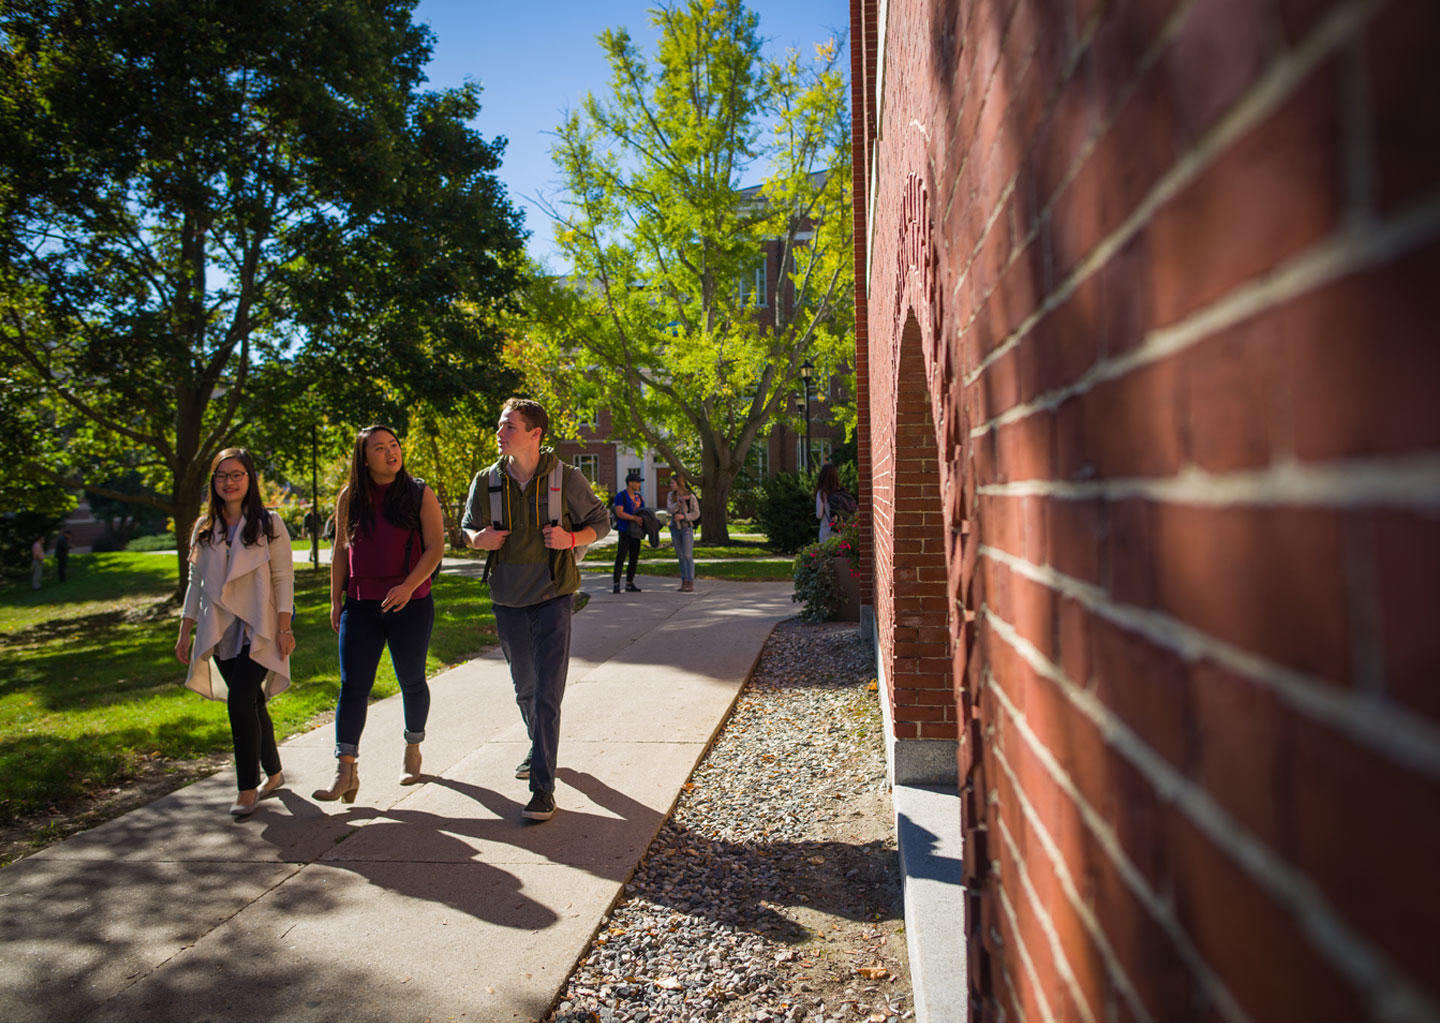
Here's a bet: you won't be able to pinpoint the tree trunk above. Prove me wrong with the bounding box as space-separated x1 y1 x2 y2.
169 471 207 603
697 473 732 545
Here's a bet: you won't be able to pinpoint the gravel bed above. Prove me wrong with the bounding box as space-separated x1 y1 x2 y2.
551 620 912 1023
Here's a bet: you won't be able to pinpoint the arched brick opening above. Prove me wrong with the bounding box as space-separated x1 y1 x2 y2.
876 310 955 783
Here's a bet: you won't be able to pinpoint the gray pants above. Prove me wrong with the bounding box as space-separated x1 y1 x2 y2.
31 560 42 590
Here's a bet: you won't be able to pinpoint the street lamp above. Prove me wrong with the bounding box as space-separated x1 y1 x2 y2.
799 360 813 474
310 423 320 570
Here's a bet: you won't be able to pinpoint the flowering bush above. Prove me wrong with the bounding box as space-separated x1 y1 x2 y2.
792 536 844 622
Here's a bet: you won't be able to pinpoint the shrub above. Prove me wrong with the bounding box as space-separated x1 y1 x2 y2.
792 536 843 622
125 532 176 552
756 471 816 553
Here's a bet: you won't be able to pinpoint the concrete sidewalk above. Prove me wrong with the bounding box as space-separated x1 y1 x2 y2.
0 576 796 1022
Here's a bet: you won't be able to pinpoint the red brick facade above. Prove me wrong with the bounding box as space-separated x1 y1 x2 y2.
853 0 1440 1017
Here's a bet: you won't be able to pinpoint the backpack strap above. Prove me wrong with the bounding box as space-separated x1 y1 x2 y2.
481 464 506 584
547 462 563 527
487 465 506 529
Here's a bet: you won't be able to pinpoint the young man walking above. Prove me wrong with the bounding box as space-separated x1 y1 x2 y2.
462 398 610 822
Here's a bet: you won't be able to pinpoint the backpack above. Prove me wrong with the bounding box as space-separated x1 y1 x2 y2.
482 461 589 583
829 489 857 518
401 477 441 583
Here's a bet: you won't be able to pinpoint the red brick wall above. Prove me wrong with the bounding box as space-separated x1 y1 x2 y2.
856 0 1440 1018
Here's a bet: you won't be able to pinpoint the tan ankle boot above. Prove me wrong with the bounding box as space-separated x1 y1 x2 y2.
400 743 423 785
312 758 359 803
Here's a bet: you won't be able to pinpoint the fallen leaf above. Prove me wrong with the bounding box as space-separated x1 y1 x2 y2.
485 986 495 994
808 856 826 865
856 966 889 980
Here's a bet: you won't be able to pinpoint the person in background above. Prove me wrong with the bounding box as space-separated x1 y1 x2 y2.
174 447 295 818
30 535 44 590
54 529 70 583
612 469 645 593
815 462 841 542
315 425 445 804
665 473 700 593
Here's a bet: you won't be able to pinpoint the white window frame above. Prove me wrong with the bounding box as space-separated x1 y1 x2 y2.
574 453 599 483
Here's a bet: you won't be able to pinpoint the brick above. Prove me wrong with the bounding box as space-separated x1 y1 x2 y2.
1367 0 1440 212
1090 615 1194 771
992 788 1093 1021
1081 358 1186 480
1094 232 1155 356
1291 714 1440 986
1151 503 1350 684
1164 0 1274 144
1177 320 1278 472
1106 498 1157 609
1010 568 1060 663
1188 659 1295 855
1033 50 1099 210
1029 284 1102 396
1372 507 1440 722
1149 59 1344 327
1057 595 1092 690
1281 242 1440 460
994 409 1055 483
1167 812 1368 1019
1048 497 1106 586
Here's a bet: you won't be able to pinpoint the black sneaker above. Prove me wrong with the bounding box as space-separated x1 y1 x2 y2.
613 583 621 594
515 755 531 780
625 582 642 592
522 791 556 821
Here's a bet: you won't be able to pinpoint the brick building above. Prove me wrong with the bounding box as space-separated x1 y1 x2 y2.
852 0 1440 1019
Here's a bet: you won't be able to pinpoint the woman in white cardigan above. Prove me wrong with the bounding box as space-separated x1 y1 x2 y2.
175 447 296 818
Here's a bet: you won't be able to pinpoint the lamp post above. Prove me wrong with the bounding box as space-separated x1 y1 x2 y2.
310 423 320 570
799 360 813 474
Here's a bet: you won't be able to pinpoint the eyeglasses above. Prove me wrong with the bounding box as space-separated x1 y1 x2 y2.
213 471 247 484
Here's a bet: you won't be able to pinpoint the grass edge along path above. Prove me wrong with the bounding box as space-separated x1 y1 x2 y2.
0 551 498 843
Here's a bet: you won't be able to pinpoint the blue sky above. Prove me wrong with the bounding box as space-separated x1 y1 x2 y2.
411 0 850 271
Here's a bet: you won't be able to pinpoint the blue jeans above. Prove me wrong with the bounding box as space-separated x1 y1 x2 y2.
494 594 573 797
670 525 695 582
335 595 434 758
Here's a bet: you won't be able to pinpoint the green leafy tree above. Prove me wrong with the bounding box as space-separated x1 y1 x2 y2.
0 0 525 597
517 0 852 543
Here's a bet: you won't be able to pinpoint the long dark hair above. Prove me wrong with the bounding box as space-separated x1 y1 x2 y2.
196 447 276 547
815 462 840 498
344 424 421 542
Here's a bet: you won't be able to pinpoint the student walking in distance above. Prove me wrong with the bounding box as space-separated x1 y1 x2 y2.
175 448 295 818
665 473 700 592
317 425 445 803
462 398 610 822
29 535 44 590
612 470 645 593
814 462 841 542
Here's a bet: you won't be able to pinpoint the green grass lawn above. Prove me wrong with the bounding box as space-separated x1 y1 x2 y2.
0 551 496 824
584 532 793 582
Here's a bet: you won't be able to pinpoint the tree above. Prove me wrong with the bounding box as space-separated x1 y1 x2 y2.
0 0 526 596
403 395 502 548
516 0 852 543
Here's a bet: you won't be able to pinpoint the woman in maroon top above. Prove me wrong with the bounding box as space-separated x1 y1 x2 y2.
314 425 445 803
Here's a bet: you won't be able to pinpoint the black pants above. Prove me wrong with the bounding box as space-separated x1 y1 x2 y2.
214 646 281 791
612 534 641 586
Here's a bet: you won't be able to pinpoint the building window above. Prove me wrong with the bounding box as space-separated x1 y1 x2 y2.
740 258 767 307
574 454 599 482
798 437 832 469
